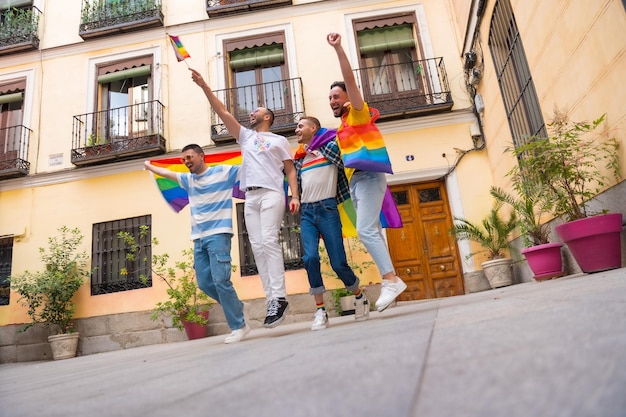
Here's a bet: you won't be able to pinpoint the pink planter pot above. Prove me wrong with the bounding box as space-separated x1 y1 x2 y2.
182 311 209 340
555 213 623 273
521 242 564 281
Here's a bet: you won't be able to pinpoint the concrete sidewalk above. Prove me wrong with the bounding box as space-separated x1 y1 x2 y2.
1 267 625 417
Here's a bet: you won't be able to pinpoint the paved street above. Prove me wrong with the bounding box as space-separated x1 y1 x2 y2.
1 267 625 417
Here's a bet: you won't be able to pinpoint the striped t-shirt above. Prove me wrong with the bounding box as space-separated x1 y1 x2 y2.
177 165 240 240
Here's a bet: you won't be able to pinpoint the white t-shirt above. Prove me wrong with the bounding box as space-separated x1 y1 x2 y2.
300 149 338 203
237 127 292 193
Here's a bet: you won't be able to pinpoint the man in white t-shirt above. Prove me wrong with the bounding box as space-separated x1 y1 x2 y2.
144 144 249 344
190 68 300 328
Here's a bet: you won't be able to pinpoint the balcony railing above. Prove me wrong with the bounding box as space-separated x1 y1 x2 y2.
72 100 166 166
0 124 31 179
0 6 40 56
79 0 163 39
210 77 305 144
206 0 292 18
353 57 453 120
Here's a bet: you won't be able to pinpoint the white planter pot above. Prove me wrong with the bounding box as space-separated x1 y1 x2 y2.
481 258 514 289
48 333 79 360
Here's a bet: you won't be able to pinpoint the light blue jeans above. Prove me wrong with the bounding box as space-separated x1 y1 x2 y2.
194 233 245 331
350 170 395 276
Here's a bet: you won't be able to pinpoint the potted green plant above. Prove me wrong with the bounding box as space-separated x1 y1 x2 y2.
321 237 375 315
451 202 518 288
9 226 89 360
512 110 622 273
118 227 214 340
490 154 564 281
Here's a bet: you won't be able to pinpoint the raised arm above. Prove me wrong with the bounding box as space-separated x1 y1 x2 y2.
144 160 178 182
189 68 242 139
326 33 364 111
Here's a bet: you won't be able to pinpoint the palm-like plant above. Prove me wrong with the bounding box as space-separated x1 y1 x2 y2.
451 202 518 260
490 157 553 247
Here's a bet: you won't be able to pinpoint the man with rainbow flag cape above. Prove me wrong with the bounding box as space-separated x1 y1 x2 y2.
293 116 370 331
327 32 407 313
144 144 250 344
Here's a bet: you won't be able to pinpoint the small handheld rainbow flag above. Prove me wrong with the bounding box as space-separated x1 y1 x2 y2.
168 34 191 64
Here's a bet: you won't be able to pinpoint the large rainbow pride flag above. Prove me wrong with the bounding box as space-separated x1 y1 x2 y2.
148 151 243 212
295 128 402 238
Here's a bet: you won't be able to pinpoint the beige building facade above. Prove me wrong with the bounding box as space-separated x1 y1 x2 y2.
0 0 624 361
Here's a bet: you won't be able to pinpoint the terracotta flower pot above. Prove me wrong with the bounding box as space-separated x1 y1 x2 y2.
521 242 564 281
555 213 623 273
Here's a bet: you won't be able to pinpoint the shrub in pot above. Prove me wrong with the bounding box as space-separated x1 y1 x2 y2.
9 226 89 360
451 202 518 288
491 152 564 281
119 227 214 340
512 109 622 273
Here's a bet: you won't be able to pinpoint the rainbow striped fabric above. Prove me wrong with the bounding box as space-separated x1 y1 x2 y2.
148 151 242 212
295 127 402 238
168 34 191 62
338 107 393 174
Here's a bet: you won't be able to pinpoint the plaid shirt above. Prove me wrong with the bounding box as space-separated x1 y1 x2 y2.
294 139 351 204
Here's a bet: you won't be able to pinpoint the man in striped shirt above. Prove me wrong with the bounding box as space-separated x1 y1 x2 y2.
144 144 250 344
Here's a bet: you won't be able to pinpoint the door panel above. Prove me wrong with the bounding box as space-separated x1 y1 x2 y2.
388 181 463 301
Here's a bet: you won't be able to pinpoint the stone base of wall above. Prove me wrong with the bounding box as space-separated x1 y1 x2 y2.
0 284 382 364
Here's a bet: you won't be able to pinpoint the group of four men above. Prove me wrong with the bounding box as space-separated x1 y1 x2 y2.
145 33 407 344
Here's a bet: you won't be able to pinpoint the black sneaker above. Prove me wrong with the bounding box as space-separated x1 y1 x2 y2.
263 298 289 328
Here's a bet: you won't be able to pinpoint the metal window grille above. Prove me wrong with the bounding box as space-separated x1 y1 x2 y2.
488 0 545 148
91 215 152 295
0 236 12 306
236 200 303 276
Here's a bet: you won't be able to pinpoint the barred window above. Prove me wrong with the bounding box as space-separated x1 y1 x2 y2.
236 200 303 276
488 0 545 148
0 236 12 306
91 215 152 295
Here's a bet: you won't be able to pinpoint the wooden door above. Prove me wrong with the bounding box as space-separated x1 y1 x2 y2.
387 181 464 300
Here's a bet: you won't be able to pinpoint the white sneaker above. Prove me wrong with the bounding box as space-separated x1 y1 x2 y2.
311 309 328 331
224 323 251 344
376 277 408 312
354 292 370 321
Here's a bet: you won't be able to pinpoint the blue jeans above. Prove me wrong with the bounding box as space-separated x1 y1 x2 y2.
301 198 360 295
193 233 245 331
350 170 395 276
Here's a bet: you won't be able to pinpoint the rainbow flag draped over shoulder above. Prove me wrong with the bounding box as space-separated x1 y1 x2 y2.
338 107 393 174
296 128 402 238
148 151 242 212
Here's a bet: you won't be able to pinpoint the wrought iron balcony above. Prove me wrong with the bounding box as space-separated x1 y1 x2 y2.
353 57 453 120
206 0 292 18
0 6 40 56
210 77 305 144
79 0 163 40
0 124 31 179
72 100 166 166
